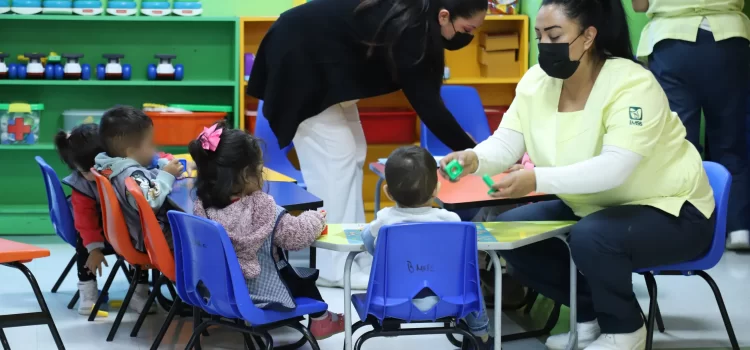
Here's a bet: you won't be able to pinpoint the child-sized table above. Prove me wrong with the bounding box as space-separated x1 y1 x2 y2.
314 221 579 350
173 153 297 182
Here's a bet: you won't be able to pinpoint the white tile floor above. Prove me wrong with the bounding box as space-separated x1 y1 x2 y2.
1 239 749 350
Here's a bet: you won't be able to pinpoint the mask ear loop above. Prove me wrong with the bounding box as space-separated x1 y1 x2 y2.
569 32 588 62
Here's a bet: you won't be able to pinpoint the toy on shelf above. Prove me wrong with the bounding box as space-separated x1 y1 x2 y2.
0 103 43 145
172 0 201 16
488 0 517 14
106 0 136 16
42 0 72 14
0 0 10 13
141 0 171 16
16 53 47 80
11 0 42 14
147 54 184 81
0 53 17 79
62 53 91 80
444 159 463 181
73 0 103 15
97 54 131 80
244 53 254 81
482 174 497 195
43 52 65 80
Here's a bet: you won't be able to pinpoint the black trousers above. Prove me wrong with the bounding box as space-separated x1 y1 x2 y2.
649 30 750 233
496 200 713 333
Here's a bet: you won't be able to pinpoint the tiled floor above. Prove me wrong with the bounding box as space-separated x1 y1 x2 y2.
1 237 749 350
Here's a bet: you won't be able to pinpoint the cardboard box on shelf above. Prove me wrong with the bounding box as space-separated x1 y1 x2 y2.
478 48 520 78
479 32 519 51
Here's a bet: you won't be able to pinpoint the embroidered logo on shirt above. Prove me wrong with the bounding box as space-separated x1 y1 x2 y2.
629 107 643 126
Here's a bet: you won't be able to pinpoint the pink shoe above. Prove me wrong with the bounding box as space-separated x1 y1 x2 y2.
309 311 345 340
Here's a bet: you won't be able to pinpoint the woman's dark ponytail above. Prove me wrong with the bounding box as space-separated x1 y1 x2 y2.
542 0 635 62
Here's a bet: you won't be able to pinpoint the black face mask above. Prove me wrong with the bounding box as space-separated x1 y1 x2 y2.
443 22 474 51
538 34 586 79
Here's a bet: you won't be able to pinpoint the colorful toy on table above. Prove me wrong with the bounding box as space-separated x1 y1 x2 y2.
172 0 201 16
97 54 131 80
140 0 171 16
0 103 43 145
482 174 497 195
11 0 42 14
42 0 72 14
61 53 90 80
320 210 328 235
444 159 463 181
0 0 9 13
244 53 255 81
72 0 103 15
147 54 184 81
106 0 136 15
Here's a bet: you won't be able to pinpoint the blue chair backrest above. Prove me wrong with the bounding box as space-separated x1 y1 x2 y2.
168 210 268 322
363 222 482 322
697 161 732 269
35 156 78 247
256 101 304 182
420 86 491 156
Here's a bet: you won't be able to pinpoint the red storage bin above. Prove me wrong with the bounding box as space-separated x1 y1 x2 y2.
485 106 509 131
359 108 417 144
147 112 227 146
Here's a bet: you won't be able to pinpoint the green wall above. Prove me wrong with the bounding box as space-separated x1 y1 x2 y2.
201 0 293 17
520 0 649 66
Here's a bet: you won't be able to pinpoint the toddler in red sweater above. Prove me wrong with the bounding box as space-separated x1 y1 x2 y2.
189 122 344 339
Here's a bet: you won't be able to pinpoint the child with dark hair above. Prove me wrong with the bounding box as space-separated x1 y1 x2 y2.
94 105 185 314
361 145 494 349
188 122 344 339
55 124 113 315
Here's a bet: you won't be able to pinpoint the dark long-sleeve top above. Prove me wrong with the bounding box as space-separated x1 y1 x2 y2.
247 0 477 151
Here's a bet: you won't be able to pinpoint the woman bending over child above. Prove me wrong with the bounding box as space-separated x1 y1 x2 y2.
188 122 345 339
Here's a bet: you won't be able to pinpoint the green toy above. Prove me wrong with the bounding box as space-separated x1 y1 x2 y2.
444 159 463 181
483 174 497 195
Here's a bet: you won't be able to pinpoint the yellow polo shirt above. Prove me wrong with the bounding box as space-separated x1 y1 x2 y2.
637 0 750 58
500 58 715 218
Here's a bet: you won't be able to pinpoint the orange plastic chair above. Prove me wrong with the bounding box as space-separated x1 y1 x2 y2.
125 177 185 348
90 169 152 342
0 238 64 349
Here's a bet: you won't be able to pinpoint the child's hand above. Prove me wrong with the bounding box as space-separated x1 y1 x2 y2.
163 159 185 178
187 161 197 176
85 248 108 277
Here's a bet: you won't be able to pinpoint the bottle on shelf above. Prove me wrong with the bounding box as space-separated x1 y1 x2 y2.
172 0 201 16
141 0 171 16
106 0 137 16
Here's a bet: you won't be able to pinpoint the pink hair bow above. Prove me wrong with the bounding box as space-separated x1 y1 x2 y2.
199 123 223 151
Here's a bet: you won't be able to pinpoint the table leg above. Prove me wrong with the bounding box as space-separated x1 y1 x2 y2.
373 178 383 217
344 251 360 350
559 237 578 350
486 251 502 350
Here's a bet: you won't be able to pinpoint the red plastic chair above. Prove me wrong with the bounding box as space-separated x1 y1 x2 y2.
125 177 190 349
90 169 152 342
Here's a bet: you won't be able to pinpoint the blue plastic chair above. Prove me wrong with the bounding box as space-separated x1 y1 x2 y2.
636 161 738 350
420 86 492 157
167 210 326 350
350 222 482 349
256 100 306 189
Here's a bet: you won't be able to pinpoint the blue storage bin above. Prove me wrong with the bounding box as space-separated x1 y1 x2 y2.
141 1 170 9
173 1 200 9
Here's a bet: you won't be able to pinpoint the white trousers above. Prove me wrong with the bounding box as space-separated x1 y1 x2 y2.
293 101 371 283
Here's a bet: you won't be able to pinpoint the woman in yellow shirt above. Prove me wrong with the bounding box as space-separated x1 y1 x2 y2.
633 0 750 249
442 0 715 349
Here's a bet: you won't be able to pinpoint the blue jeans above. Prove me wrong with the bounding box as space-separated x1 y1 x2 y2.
361 228 491 336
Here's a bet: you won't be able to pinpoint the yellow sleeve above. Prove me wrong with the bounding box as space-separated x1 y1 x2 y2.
602 69 669 157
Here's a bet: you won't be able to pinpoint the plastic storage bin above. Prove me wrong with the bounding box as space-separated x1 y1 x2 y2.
0 103 43 145
63 109 106 133
485 106 508 131
359 108 417 144
147 111 227 145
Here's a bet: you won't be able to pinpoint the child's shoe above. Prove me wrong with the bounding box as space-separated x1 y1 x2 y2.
461 335 495 350
309 311 345 340
77 280 99 315
128 283 157 314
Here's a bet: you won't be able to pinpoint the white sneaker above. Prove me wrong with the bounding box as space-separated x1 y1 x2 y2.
726 230 750 250
128 284 156 314
77 280 99 315
546 319 601 350
583 325 646 350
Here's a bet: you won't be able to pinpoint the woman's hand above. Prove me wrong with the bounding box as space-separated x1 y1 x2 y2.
439 150 479 181
504 164 525 173
491 169 537 198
